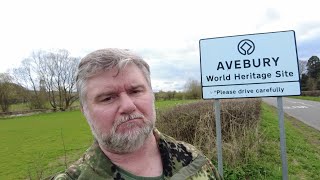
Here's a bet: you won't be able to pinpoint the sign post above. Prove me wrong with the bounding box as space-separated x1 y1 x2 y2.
214 99 223 175
199 30 301 179
277 97 288 179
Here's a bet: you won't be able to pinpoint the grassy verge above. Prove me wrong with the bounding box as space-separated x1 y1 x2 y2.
222 102 320 179
288 96 320 102
247 103 320 179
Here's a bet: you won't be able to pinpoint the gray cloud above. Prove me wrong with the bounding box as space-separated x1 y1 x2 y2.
135 48 201 91
137 48 201 79
295 23 320 60
296 22 320 35
256 8 281 30
297 34 320 60
265 8 280 21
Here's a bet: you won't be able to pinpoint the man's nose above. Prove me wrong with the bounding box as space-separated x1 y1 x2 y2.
118 93 136 114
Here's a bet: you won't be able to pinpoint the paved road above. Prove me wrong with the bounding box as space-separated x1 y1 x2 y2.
262 97 320 131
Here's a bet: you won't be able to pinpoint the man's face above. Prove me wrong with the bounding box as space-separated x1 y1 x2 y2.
83 63 155 153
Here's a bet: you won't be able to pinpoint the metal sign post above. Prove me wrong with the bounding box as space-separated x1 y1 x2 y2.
214 99 223 175
277 97 288 180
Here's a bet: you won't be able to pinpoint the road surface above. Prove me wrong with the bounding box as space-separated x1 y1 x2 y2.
262 97 320 131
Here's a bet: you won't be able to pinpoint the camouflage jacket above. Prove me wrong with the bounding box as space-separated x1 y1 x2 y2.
52 129 222 180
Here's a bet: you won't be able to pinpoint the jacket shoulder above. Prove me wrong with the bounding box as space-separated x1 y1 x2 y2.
51 142 113 180
51 155 87 180
157 130 222 179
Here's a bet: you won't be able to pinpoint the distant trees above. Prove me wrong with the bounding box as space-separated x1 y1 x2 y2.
184 79 201 99
12 49 80 111
154 79 202 101
0 73 14 112
307 56 320 79
298 60 307 78
306 56 320 90
155 90 177 100
300 56 320 91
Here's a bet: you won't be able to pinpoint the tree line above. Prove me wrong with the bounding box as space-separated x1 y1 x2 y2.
1 50 318 113
299 56 320 91
0 49 203 113
155 79 202 101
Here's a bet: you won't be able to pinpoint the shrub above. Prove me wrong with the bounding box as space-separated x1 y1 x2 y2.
301 90 320 96
156 98 262 165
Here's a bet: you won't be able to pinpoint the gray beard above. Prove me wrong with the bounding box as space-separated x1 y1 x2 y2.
86 112 155 154
101 120 154 154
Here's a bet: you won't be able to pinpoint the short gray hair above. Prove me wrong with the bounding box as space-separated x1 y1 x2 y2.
76 48 151 105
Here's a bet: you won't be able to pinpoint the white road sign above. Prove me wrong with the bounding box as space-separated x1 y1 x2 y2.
199 30 301 99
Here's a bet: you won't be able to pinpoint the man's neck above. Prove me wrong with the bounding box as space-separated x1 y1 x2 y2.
100 133 163 177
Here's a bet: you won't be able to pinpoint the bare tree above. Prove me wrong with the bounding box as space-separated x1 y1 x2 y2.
298 60 308 78
12 53 47 109
37 49 79 110
12 49 80 111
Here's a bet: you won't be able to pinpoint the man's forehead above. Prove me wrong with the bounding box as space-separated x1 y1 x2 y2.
101 81 146 90
85 63 150 94
88 68 147 88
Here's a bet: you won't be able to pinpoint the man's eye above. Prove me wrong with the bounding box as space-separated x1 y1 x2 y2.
101 96 114 102
131 89 143 94
103 97 111 101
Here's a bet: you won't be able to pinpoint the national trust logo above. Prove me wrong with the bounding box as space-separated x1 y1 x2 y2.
237 39 255 55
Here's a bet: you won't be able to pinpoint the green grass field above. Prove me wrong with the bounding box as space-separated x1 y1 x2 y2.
0 110 93 179
0 99 319 179
0 100 196 179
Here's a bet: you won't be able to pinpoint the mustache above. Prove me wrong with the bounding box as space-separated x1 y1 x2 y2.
113 113 145 127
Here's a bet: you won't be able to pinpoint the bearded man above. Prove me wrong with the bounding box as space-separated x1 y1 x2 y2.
53 48 222 180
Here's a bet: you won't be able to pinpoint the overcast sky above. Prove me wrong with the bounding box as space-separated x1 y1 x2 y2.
1 0 319 91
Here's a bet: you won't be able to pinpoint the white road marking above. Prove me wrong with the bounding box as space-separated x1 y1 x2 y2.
286 99 313 107
283 106 309 109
